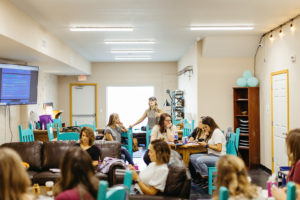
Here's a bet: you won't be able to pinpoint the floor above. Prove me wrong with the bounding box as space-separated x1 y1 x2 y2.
132 148 270 200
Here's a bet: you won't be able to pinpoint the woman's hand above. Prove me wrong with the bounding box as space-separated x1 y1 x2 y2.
271 187 287 200
128 164 139 181
198 141 207 147
167 123 173 129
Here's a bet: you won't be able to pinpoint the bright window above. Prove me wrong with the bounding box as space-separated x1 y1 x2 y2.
106 86 154 128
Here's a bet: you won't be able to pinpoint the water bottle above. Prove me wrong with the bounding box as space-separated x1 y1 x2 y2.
174 133 178 144
267 174 278 197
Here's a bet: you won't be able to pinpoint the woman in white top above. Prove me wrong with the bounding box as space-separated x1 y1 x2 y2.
213 155 264 200
130 97 163 130
190 116 226 185
129 139 170 195
143 113 175 165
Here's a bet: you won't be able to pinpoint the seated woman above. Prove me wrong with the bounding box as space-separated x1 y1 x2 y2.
54 146 99 200
76 126 100 167
189 116 226 187
0 147 32 200
143 113 175 165
188 116 207 143
129 139 170 195
104 113 134 165
272 129 300 200
213 155 263 200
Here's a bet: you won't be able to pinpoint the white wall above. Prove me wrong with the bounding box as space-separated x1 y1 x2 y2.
255 17 300 169
57 62 178 128
0 70 58 145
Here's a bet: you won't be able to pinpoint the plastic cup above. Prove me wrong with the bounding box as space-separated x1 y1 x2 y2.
45 181 54 196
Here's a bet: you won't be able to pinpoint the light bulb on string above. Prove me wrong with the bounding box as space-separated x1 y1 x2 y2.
269 33 274 41
290 21 295 31
279 27 283 37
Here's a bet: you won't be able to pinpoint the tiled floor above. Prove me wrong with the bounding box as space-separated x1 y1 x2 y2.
133 149 270 200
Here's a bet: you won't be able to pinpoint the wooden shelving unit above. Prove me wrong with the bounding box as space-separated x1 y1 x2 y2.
233 87 260 168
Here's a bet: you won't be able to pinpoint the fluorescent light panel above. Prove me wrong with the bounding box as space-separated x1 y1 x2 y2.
111 49 153 53
115 56 152 60
104 40 155 44
190 26 254 31
70 27 133 32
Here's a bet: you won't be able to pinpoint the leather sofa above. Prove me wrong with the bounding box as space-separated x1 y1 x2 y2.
1 140 124 186
114 150 191 200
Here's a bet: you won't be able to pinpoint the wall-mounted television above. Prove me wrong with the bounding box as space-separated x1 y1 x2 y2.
0 63 38 105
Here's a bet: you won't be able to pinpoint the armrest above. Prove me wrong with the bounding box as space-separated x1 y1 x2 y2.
108 162 126 186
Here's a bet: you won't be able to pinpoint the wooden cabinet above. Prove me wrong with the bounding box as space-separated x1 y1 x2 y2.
233 87 260 168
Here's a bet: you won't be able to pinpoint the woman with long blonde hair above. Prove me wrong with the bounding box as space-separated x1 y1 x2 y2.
213 155 263 200
0 147 32 200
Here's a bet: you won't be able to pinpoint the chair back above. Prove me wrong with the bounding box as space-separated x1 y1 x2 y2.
235 128 240 151
75 121 96 132
287 182 296 200
57 129 79 141
183 119 194 137
226 133 237 156
172 117 181 126
123 170 133 190
53 118 62 129
97 180 127 200
219 186 229 200
19 124 34 142
146 124 152 149
47 123 54 141
121 128 133 157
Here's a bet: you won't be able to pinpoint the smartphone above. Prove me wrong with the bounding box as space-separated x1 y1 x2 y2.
198 138 205 142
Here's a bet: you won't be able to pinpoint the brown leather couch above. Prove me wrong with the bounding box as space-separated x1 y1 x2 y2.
114 150 191 200
1 140 124 186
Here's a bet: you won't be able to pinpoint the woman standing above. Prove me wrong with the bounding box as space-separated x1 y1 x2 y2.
104 113 134 165
129 139 170 195
189 116 226 187
143 113 176 165
130 97 163 129
76 126 100 168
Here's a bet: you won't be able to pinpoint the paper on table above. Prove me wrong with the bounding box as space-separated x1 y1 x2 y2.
49 168 60 173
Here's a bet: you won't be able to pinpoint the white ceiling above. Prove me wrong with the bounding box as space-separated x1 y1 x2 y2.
8 0 300 62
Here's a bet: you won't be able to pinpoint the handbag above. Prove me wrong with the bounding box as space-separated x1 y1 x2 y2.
132 138 139 152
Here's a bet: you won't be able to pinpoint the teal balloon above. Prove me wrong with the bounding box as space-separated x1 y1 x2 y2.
247 77 259 87
237 77 248 87
243 70 253 79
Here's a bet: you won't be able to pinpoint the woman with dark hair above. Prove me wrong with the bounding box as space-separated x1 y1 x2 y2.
75 126 100 167
189 116 226 187
143 113 176 165
54 147 99 200
129 139 171 195
188 116 207 142
130 96 163 129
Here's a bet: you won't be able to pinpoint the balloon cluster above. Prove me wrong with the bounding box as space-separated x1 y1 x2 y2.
236 70 259 87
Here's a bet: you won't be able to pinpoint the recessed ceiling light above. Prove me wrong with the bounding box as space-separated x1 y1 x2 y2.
70 27 134 32
190 26 254 31
111 49 153 53
115 56 152 60
104 39 155 44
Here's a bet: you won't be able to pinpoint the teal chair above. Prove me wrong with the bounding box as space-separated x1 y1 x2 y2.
53 118 62 129
47 123 54 141
183 119 194 137
57 129 79 141
121 128 133 158
75 121 96 132
219 186 229 200
19 124 34 142
287 182 296 200
208 128 240 195
172 117 181 126
97 170 132 200
146 124 152 149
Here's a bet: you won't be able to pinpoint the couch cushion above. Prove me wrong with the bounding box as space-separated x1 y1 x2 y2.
32 171 61 185
27 170 38 181
95 141 121 159
42 140 77 169
1 141 43 171
95 172 108 181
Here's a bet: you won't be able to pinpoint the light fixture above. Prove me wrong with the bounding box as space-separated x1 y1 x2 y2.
279 27 283 37
269 33 274 41
111 49 153 54
290 21 295 31
104 39 155 44
115 56 152 60
163 99 171 107
70 27 134 32
190 26 254 31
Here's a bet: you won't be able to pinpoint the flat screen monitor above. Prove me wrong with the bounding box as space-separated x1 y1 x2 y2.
0 63 38 105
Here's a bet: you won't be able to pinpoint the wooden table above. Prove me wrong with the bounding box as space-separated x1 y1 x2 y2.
170 143 207 167
33 130 58 142
28 186 54 199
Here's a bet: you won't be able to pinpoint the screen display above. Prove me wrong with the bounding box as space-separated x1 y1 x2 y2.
0 64 38 105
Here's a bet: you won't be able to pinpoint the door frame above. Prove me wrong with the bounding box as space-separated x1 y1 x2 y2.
271 69 289 172
70 83 98 127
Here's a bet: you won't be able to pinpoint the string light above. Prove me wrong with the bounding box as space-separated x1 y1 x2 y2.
279 26 283 37
290 21 295 31
269 33 274 41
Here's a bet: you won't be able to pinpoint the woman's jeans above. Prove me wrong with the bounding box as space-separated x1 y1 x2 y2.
190 153 220 177
121 146 134 165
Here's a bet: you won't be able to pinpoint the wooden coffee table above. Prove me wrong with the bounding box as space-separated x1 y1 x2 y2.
170 143 207 167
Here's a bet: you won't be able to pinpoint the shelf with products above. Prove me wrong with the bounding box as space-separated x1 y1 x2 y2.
171 90 184 121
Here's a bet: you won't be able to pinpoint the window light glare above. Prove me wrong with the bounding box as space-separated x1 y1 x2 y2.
111 50 153 53
104 40 156 44
190 26 254 31
115 56 152 60
70 27 134 32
